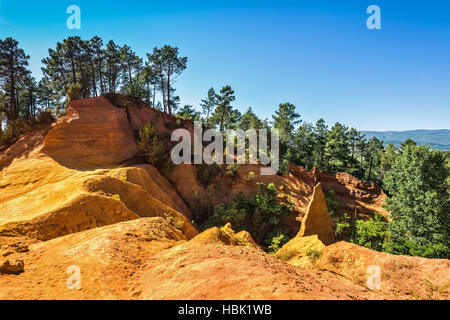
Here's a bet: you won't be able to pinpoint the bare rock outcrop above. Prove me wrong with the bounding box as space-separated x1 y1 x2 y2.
0 259 24 274
298 183 337 245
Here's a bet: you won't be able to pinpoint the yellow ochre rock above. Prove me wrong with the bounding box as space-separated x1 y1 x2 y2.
298 183 337 245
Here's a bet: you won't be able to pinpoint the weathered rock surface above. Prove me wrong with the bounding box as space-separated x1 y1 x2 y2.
274 235 326 267
316 242 450 300
0 218 187 299
0 259 24 274
0 96 447 301
298 183 337 245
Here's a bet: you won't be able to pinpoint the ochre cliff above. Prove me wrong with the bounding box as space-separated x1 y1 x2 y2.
0 96 447 300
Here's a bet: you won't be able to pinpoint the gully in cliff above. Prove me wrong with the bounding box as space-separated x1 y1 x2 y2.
170 122 280 175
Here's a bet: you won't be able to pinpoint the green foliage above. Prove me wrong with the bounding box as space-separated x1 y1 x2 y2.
137 121 173 175
352 213 388 252
324 189 339 215
225 164 241 180
176 105 201 121
66 83 82 103
195 163 221 187
306 249 323 264
383 145 450 258
199 183 293 252
210 85 238 132
267 233 289 254
334 213 352 240
246 171 256 184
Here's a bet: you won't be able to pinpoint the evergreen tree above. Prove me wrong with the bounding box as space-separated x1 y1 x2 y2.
239 107 264 131
312 119 328 169
211 85 236 132
176 105 201 121
324 122 350 172
200 87 216 128
272 102 301 145
0 38 31 121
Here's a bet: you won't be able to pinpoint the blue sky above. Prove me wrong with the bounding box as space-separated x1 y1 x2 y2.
0 0 449 131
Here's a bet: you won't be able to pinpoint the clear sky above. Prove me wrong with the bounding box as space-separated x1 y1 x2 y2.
0 0 449 131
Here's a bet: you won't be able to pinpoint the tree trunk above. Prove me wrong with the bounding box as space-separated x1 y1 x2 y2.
152 85 156 109
90 60 97 97
167 70 171 115
10 71 16 121
71 57 77 84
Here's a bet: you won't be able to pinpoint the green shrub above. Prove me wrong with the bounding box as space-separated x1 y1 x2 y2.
195 163 221 187
225 164 241 181
267 233 289 254
201 183 293 252
352 213 388 252
306 249 323 264
66 83 82 103
325 189 339 214
137 121 173 175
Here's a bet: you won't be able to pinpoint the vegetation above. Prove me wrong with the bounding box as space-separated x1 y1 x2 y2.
194 183 294 252
383 145 450 258
1 36 448 260
137 121 173 175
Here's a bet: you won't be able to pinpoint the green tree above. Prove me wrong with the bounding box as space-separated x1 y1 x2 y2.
176 105 201 121
383 145 450 258
365 136 384 181
324 122 349 172
312 119 328 169
211 85 236 132
380 143 397 176
239 107 264 131
200 87 216 128
0 38 31 121
272 102 301 145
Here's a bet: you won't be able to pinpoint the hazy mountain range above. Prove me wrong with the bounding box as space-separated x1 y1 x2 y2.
362 130 450 151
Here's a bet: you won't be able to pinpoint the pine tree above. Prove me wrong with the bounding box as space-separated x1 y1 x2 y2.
211 85 236 132
312 119 328 169
200 87 216 128
272 102 301 145
0 38 31 121
324 122 349 172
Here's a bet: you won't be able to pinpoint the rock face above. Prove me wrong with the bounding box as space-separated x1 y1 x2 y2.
0 96 448 301
316 242 450 300
41 97 138 170
298 183 337 245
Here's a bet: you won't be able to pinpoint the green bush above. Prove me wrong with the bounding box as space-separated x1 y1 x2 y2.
267 233 290 254
201 183 293 252
66 83 82 103
195 163 221 187
137 121 173 175
352 213 388 252
306 249 323 264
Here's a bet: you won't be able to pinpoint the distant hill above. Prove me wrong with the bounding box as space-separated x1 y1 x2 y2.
362 130 450 151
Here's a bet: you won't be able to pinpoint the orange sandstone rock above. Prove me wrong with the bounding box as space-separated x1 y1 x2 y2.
298 183 337 245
